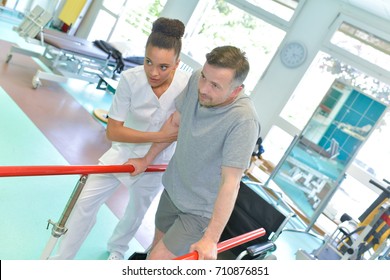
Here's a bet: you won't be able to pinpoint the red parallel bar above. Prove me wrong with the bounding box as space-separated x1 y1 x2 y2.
0 164 167 177
174 227 266 260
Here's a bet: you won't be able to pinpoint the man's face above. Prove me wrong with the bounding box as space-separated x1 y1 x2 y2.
197 63 239 108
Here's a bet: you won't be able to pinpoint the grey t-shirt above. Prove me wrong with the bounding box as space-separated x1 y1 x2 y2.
162 69 261 218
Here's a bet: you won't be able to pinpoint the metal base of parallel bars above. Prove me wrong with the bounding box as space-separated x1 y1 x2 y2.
40 174 88 259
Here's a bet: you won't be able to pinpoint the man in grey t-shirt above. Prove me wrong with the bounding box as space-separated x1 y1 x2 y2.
126 46 261 260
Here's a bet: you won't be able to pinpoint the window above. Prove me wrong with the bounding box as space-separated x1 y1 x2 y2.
331 22 390 72
87 10 117 41
182 0 286 94
87 0 166 50
245 0 299 21
102 0 126 15
355 111 389 181
328 175 381 222
262 125 294 165
279 51 336 130
109 0 167 43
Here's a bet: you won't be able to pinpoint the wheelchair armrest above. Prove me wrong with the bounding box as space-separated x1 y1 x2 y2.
246 240 276 257
236 240 277 260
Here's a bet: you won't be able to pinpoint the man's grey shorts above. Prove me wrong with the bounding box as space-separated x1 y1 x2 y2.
155 190 210 257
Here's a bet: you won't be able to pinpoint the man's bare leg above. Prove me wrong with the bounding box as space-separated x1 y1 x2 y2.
147 228 176 260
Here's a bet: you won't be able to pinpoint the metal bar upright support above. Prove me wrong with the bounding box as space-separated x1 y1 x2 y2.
40 174 88 259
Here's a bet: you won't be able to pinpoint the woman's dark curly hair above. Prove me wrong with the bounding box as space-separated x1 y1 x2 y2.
146 17 185 59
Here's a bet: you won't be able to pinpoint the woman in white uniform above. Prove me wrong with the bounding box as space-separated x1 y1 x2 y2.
50 17 190 260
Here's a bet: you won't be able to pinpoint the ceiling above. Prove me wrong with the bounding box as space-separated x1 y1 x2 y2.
343 0 390 21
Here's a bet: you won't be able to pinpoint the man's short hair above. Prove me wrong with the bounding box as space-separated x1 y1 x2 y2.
206 46 250 87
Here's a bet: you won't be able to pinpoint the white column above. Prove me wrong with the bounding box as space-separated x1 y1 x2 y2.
159 0 199 25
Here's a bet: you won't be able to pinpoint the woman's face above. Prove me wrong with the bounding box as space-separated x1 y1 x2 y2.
144 45 179 89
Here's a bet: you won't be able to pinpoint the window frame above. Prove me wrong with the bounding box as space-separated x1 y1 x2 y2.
321 14 390 86
226 0 307 30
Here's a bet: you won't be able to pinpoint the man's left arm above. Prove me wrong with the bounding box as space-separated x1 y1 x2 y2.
190 166 244 260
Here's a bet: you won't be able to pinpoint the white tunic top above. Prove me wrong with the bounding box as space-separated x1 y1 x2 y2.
99 66 190 183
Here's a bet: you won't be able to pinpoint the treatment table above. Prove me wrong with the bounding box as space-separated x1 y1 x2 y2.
6 28 142 88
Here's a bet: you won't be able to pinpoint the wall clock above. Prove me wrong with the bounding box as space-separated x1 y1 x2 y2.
280 41 307 68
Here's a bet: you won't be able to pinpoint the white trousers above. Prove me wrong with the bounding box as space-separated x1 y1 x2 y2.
49 172 163 259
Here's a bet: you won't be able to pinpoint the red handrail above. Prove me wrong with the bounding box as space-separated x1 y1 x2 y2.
1 164 263 260
0 164 167 177
174 228 266 260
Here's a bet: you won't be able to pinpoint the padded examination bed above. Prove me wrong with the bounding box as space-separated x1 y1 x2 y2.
38 29 111 60
6 21 143 88
36 29 142 69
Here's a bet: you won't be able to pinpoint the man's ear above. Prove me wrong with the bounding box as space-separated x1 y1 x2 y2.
232 84 244 97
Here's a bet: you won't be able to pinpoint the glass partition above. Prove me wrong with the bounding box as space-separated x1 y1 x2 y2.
267 80 387 230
